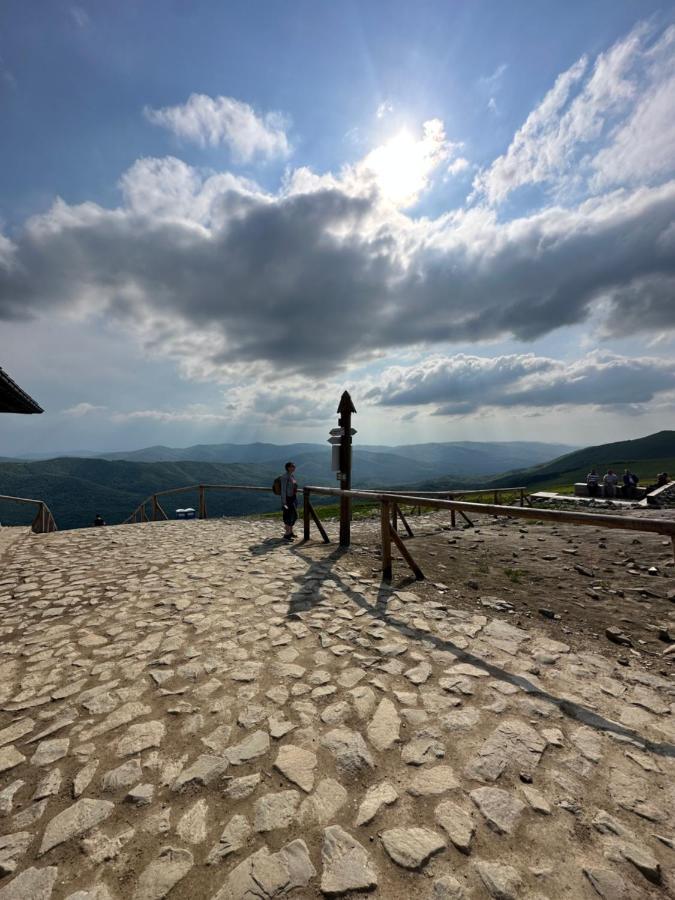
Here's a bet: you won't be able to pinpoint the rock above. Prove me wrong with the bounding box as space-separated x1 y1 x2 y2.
381 827 445 869
81 828 135 864
402 736 445 765
132 847 193 900
571 727 602 763
254 791 301 832
102 758 143 792
124 782 154 805
470 787 526 834
226 730 270 765
0 832 33 876
619 842 661 884
0 780 23 815
430 876 465 899
408 765 459 797
434 801 475 853
606 626 632 647
349 685 376 719
367 698 401 751
207 815 251 863
298 778 348 826
64 886 114 900
0 866 58 900
321 825 378 895
269 716 295 738
321 701 350 726
355 781 398 826
116 721 165 756
31 739 69 767
73 760 99 798
464 720 546 782
337 667 366 689
273 744 317 793
172 754 229 791
405 662 432 685
33 769 62 801
213 840 315 899
583 866 630 899
521 786 551 814
321 728 374 777
440 709 480 732
39 799 114 855
176 798 208 844
0 719 34 748
475 861 522 900
224 774 261 801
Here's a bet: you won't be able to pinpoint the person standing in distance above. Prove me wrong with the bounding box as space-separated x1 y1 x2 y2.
280 462 298 541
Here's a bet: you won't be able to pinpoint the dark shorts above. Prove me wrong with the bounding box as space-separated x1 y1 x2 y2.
282 497 298 526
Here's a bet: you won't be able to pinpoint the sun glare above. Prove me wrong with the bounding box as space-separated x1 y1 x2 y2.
362 120 450 207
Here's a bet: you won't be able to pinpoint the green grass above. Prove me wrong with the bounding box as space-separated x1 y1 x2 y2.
504 567 524 583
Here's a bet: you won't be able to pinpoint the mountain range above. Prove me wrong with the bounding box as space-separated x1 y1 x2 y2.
0 439 575 530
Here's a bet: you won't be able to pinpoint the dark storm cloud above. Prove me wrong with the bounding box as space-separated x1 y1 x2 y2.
1 170 675 375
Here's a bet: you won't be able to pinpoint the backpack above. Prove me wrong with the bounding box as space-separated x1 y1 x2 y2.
272 476 282 496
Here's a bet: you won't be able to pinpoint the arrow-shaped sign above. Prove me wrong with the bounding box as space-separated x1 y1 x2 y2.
327 436 342 445
329 427 344 437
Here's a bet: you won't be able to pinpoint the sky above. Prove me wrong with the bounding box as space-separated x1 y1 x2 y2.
1 0 675 455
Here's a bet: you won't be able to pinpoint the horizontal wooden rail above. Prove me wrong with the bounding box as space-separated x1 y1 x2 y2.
124 483 276 524
0 494 57 534
303 484 675 581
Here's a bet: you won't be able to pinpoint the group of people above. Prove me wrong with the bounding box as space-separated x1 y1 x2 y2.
586 468 638 498
586 468 669 499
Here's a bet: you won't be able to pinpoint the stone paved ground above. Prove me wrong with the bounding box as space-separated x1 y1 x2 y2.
0 517 673 899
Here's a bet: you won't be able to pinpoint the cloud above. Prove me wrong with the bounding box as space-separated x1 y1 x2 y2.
64 402 107 417
366 351 675 415
376 102 394 119
474 22 675 204
144 93 291 162
1 155 675 374
447 157 470 176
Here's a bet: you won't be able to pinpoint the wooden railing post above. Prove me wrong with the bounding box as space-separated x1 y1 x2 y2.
152 495 159 521
381 500 392 581
392 504 398 532
199 485 207 519
520 488 524 507
303 488 310 541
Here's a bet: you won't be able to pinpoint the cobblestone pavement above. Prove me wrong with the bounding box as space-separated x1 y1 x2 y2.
0 518 673 899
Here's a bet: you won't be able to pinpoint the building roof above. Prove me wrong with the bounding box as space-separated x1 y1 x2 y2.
0 367 43 414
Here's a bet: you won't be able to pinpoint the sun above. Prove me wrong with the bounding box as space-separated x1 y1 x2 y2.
361 120 450 207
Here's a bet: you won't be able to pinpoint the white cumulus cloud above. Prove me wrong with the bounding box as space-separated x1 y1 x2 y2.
144 93 291 162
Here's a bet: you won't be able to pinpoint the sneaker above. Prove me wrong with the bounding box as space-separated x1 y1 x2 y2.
283 534 293 541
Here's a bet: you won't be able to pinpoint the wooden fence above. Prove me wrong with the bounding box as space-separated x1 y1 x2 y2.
302 485 675 581
124 483 275 524
0 495 57 534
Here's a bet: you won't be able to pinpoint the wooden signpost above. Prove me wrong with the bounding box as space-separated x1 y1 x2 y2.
335 391 356 547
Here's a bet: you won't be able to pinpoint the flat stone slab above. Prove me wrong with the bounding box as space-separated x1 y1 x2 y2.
0 865 58 899
464 720 546 782
254 791 301 832
172 754 229 791
213 840 315 900
225 730 270 766
367 698 401 751
132 847 193 900
470 787 526 835
40 799 114 855
273 745 317 793
381 827 446 869
321 825 378 895
115 721 165 756
321 728 374 777
207 815 252 864
408 765 459 797
299 779 348 826
475 860 522 900
355 781 399 826
434 800 475 853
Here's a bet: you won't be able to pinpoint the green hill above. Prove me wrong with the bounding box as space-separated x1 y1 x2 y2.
490 430 675 491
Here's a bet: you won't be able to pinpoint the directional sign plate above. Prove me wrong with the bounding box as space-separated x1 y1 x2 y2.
327 436 342 445
329 427 344 437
